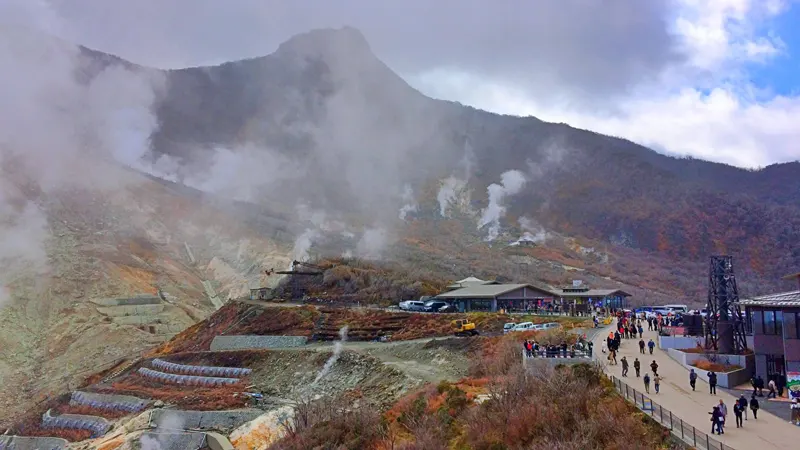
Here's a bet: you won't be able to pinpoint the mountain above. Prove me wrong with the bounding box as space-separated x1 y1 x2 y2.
142 26 798 293
2 26 798 421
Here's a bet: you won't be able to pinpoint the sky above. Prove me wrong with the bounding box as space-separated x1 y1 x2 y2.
48 0 800 168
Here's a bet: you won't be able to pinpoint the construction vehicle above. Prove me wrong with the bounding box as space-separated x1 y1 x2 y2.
451 319 479 337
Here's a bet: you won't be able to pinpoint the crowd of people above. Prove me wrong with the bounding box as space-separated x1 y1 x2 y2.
521 336 593 359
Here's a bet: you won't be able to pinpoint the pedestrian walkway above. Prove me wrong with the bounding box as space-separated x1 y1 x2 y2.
593 324 797 450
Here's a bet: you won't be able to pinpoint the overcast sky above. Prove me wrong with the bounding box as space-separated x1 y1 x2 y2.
48 0 800 168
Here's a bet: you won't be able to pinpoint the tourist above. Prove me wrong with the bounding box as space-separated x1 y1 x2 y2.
633 358 641 377
750 375 758 397
738 394 748 420
756 376 765 396
790 398 799 425
710 406 724 435
718 399 728 430
689 369 698 391
587 341 593 357
733 401 744 428
750 395 760 419
638 323 644 338
648 339 655 354
643 373 651 394
768 378 777 399
621 356 629 377
650 360 659 376
708 371 718 395
638 338 646 354
654 374 661 393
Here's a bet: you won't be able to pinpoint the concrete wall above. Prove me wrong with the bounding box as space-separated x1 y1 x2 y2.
658 335 703 350
91 295 161 307
150 409 263 433
210 335 307 351
0 436 67 450
666 349 754 388
97 304 165 316
206 432 235 450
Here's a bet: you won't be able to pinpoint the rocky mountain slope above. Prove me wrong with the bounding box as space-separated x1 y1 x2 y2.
137 26 798 294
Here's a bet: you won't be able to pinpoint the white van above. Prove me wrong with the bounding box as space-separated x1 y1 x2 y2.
664 304 689 313
513 322 535 332
541 322 562 331
503 323 517 334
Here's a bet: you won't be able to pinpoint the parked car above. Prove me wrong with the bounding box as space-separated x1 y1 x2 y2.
503 323 517 334
424 300 450 312
512 322 535 332
399 300 426 311
540 322 562 331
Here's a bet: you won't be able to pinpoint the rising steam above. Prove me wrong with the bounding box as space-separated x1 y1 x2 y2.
313 326 349 384
398 184 417 221
478 170 527 241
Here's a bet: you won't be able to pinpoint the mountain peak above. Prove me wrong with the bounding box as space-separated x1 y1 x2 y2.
275 26 373 61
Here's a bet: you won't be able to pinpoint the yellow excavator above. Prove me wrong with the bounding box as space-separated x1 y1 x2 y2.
451 319 479 337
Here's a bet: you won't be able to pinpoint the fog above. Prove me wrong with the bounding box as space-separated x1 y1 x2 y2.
0 0 162 305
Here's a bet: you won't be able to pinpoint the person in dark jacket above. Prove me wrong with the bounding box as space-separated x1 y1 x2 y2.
638 324 644 338
756 376 765 396
643 373 651 393
634 358 641 377
750 395 760 419
650 360 659 376
689 369 698 391
621 356 629 377
639 339 646 354
710 406 723 434
708 371 718 394
733 402 744 428
738 394 749 420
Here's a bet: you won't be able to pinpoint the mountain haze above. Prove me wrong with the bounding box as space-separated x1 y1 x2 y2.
139 26 799 292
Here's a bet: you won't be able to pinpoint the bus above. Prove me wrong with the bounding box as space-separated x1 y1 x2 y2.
663 304 689 313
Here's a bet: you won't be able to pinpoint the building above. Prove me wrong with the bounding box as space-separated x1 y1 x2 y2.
555 286 631 313
741 273 800 397
436 283 556 313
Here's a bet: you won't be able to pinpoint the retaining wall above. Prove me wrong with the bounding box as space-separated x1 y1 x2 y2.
152 359 252 377
71 391 149 413
138 368 240 386
97 304 166 317
658 335 703 350
41 409 111 438
666 348 755 388
210 335 307 351
138 432 206 450
149 409 263 433
112 315 168 326
0 436 67 450
91 295 162 307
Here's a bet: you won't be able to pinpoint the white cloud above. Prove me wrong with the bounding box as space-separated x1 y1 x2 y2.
412 0 800 168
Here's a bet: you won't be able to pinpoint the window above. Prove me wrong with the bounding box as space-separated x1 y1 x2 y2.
762 310 783 336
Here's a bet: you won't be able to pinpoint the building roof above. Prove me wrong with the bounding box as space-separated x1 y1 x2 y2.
445 277 499 289
437 284 532 299
740 290 800 307
558 288 632 298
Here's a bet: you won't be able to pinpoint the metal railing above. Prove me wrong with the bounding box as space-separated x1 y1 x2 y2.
610 375 735 450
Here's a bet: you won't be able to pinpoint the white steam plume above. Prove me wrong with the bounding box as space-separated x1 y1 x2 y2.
313 325 348 384
398 184 417 221
291 228 319 263
356 227 389 259
510 216 550 246
140 412 185 450
0 0 162 306
478 170 527 241
437 140 475 217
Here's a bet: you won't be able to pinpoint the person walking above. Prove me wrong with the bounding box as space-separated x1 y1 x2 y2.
733 401 744 428
718 399 728 433
587 341 593 357
708 371 718 394
621 356 629 377
689 369 698 391
650 360 659 376
756 376 765 396
654 374 661 393
750 395 760 419
638 339 646 354
710 406 723 435
638 324 644 338
738 394 748 420
634 358 641 377
648 339 655 355
643 373 651 394
768 378 777 399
